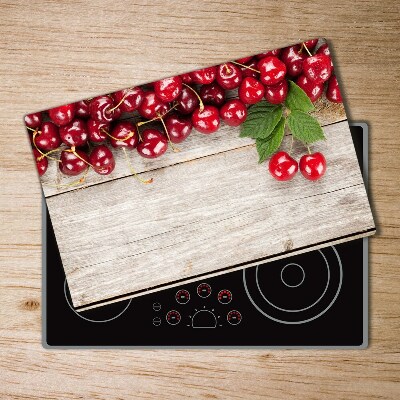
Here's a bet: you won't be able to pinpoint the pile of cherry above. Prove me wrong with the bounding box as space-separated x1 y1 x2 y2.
26 39 340 183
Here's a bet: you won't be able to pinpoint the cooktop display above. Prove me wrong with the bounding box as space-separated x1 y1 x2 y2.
43 123 369 348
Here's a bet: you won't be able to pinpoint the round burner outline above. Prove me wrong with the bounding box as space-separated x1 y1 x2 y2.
256 250 330 313
243 246 343 324
280 263 305 288
64 279 132 323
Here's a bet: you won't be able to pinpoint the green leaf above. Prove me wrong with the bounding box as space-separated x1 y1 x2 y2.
256 117 286 163
240 105 283 139
286 110 325 144
285 80 315 113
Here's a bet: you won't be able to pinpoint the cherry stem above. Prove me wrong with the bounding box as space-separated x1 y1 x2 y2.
38 148 62 162
231 60 260 74
224 63 231 74
289 135 294 155
122 147 153 184
32 130 61 162
302 43 313 57
101 127 133 142
182 83 204 112
158 114 180 153
66 146 94 168
108 92 130 113
136 104 177 128
307 145 312 154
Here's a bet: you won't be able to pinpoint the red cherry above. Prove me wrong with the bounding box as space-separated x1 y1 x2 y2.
257 56 286 85
34 121 61 151
255 49 281 59
164 113 192 143
89 145 116 175
326 75 342 103
180 73 193 84
190 66 217 85
236 56 253 64
280 45 307 77
303 39 318 51
216 63 242 90
48 103 76 126
89 96 121 122
238 77 265 104
137 129 168 158
75 100 90 118
112 87 144 112
191 105 220 134
219 99 248 127
138 92 169 119
59 149 89 176
110 121 139 149
239 59 259 79
269 152 298 181
154 76 182 102
296 75 324 102
59 118 88 148
299 152 327 180
199 82 226 107
303 54 332 83
264 80 288 104
32 148 48 177
316 43 333 69
87 119 109 143
176 85 199 114
25 112 43 129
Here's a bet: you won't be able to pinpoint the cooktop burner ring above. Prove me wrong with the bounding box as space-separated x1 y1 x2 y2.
243 246 343 324
280 263 305 288
64 279 132 323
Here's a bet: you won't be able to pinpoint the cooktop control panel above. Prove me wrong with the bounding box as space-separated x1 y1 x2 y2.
152 283 242 328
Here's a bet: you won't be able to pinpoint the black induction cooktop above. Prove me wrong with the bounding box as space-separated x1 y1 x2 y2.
43 123 369 348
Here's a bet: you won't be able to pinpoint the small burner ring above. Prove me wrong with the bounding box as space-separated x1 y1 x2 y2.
280 263 305 288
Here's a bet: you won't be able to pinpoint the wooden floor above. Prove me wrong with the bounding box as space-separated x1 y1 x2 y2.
0 1 399 399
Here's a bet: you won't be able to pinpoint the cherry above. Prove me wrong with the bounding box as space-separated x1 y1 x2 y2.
138 91 169 120
269 152 298 181
112 87 144 112
34 121 61 151
75 100 90 118
239 58 259 79
326 75 342 103
89 145 116 175
32 148 48 177
219 99 248 127
87 119 109 143
110 121 139 149
257 56 286 85
238 77 265 104
191 105 220 134
180 73 193 84
190 66 217 85
164 113 192 143
299 152 326 180
316 43 333 69
154 76 183 102
216 63 242 90
89 95 121 122
59 149 89 176
25 112 43 129
302 54 332 83
137 129 168 158
255 49 281 59
199 82 225 107
296 75 324 102
175 85 199 114
48 103 76 126
264 79 288 104
236 56 253 64
303 39 318 51
280 45 307 77
59 118 88 148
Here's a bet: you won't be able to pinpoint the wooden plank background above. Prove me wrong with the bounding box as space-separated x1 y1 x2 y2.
0 1 399 399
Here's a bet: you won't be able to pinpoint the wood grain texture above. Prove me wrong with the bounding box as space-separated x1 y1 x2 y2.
47 121 374 309
0 1 399 399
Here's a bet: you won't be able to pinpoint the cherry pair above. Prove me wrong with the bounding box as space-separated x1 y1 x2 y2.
269 151 326 181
